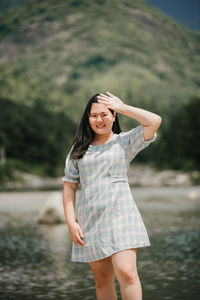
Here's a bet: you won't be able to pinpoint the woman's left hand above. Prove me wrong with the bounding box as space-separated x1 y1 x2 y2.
97 92 125 113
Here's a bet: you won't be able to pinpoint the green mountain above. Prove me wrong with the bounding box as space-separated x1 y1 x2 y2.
0 0 199 127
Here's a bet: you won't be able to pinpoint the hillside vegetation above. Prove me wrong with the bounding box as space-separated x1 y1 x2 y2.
0 0 200 182
0 97 76 183
0 0 199 123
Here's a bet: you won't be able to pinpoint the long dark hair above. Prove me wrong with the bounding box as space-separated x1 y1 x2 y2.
70 93 121 160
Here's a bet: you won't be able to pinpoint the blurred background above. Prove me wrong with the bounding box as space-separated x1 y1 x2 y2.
0 0 199 299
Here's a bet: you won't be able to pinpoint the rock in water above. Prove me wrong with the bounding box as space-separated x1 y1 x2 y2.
37 192 65 224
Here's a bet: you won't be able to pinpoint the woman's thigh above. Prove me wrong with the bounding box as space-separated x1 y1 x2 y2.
89 255 115 280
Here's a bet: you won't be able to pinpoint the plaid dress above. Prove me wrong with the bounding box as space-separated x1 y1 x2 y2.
63 125 157 262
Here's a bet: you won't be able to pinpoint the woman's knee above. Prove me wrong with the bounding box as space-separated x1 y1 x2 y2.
93 269 115 289
115 265 139 285
111 249 139 285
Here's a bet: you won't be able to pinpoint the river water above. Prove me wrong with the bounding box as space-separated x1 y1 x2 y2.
0 187 199 300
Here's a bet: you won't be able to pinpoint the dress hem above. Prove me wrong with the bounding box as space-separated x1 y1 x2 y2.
71 243 151 263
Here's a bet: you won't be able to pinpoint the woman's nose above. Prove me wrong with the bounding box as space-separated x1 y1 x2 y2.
96 115 103 121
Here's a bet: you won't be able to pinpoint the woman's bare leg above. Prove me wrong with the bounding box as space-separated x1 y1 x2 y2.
89 256 117 300
111 249 142 300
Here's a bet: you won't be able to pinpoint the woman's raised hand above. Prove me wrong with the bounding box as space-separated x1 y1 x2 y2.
68 221 84 246
97 92 125 113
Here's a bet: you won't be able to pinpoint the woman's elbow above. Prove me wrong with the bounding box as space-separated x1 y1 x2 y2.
154 115 162 128
150 115 162 132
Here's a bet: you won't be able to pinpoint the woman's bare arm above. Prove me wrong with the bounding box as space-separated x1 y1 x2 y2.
117 103 162 140
62 181 84 246
63 181 78 225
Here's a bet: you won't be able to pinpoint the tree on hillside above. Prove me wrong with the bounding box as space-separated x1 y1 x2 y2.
155 96 200 170
0 97 76 177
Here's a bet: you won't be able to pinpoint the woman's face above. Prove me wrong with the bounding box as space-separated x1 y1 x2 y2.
89 103 115 136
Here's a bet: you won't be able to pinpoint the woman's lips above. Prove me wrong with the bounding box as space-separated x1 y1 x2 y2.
96 125 105 128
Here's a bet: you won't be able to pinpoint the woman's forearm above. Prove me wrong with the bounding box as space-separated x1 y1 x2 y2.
62 183 77 226
64 198 76 226
119 104 162 127
62 182 84 246
97 92 162 129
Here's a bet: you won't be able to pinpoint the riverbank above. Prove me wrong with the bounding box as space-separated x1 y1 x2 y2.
1 163 200 191
0 187 199 300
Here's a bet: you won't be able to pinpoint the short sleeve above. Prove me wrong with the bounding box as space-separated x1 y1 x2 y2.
62 148 80 183
119 125 157 162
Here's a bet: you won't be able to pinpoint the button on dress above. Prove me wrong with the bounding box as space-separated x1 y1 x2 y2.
63 125 157 262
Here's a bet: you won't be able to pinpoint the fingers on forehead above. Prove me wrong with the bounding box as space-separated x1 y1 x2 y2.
106 91 114 97
99 93 110 99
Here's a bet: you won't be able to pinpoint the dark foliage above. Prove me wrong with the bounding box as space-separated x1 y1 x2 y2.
0 97 76 176
154 96 200 171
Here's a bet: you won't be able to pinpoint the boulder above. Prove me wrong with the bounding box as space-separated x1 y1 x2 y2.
37 192 65 224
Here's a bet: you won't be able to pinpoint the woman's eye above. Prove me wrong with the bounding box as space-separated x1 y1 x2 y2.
90 114 107 118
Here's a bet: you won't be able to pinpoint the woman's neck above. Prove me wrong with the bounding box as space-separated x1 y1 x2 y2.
91 131 115 146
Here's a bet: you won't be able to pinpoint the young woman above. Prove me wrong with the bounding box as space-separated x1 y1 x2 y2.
62 92 162 300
